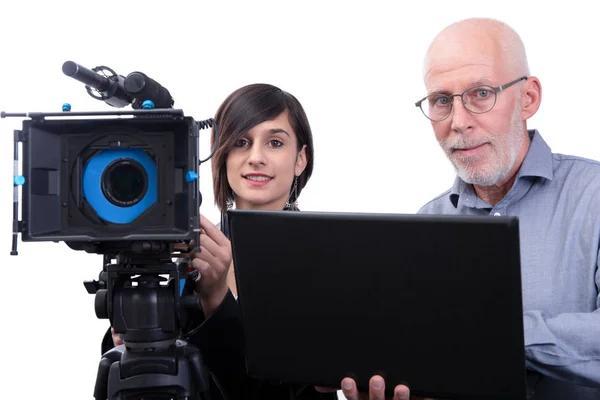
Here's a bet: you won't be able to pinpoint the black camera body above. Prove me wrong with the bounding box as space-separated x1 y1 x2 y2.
19 110 200 247
3 61 217 399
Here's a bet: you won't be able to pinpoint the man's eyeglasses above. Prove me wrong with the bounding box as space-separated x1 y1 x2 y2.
415 76 528 122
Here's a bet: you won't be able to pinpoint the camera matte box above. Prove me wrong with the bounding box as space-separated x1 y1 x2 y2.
18 114 200 242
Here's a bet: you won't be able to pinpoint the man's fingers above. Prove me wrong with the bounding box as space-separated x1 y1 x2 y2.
340 378 361 400
393 384 411 400
338 377 412 400
368 375 385 400
318 377 413 400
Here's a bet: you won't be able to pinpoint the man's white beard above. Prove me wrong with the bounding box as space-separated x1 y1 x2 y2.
442 99 525 187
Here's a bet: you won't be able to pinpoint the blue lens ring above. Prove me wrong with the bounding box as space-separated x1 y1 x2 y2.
82 149 157 224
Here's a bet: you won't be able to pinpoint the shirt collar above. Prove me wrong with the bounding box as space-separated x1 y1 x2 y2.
449 129 554 208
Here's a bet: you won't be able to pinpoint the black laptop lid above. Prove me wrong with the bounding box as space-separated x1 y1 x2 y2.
228 209 527 400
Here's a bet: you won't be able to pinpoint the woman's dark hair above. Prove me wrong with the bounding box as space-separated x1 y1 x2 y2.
211 83 314 212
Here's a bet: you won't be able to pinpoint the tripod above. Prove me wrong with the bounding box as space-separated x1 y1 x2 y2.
84 242 212 400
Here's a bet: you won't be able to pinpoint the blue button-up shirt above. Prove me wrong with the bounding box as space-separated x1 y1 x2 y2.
418 130 600 387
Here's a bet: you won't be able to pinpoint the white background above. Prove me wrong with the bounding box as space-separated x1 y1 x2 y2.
0 0 598 398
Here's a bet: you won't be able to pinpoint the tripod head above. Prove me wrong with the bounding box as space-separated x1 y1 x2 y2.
83 241 210 400
82 241 192 345
3 61 219 399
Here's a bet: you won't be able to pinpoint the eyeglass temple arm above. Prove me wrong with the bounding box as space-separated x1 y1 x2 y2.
497 76 528 91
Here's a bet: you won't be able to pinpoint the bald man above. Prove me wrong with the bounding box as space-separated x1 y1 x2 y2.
416 18 600 400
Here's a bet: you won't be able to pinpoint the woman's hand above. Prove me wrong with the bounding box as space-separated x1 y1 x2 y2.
189 214 233 316
111 327 123 347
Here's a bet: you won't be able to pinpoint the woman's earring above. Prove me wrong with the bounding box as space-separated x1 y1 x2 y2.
226 188 235 210
285 176 299 210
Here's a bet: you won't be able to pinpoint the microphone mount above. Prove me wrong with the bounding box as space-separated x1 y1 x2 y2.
61 61 175 110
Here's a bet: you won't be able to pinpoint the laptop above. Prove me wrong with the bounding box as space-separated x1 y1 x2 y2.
227 210 527 400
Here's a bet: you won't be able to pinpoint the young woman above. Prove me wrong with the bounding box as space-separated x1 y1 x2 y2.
188 82 313 307
179 83 333 400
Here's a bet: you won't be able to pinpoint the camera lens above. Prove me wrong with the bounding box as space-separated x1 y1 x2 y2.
101 158 148 207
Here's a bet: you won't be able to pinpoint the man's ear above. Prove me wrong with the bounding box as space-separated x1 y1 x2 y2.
521 76 542 121
295 144 308 176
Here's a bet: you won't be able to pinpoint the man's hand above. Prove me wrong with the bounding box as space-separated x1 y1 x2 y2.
315 375 409 400
315 375 435 400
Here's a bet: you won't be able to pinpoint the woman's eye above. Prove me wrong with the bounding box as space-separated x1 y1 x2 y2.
269 140 283 148
235 139 249 147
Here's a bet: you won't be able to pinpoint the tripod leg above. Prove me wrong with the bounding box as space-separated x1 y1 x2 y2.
94 345 125 400
100 341 213 400
183 340 211 396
